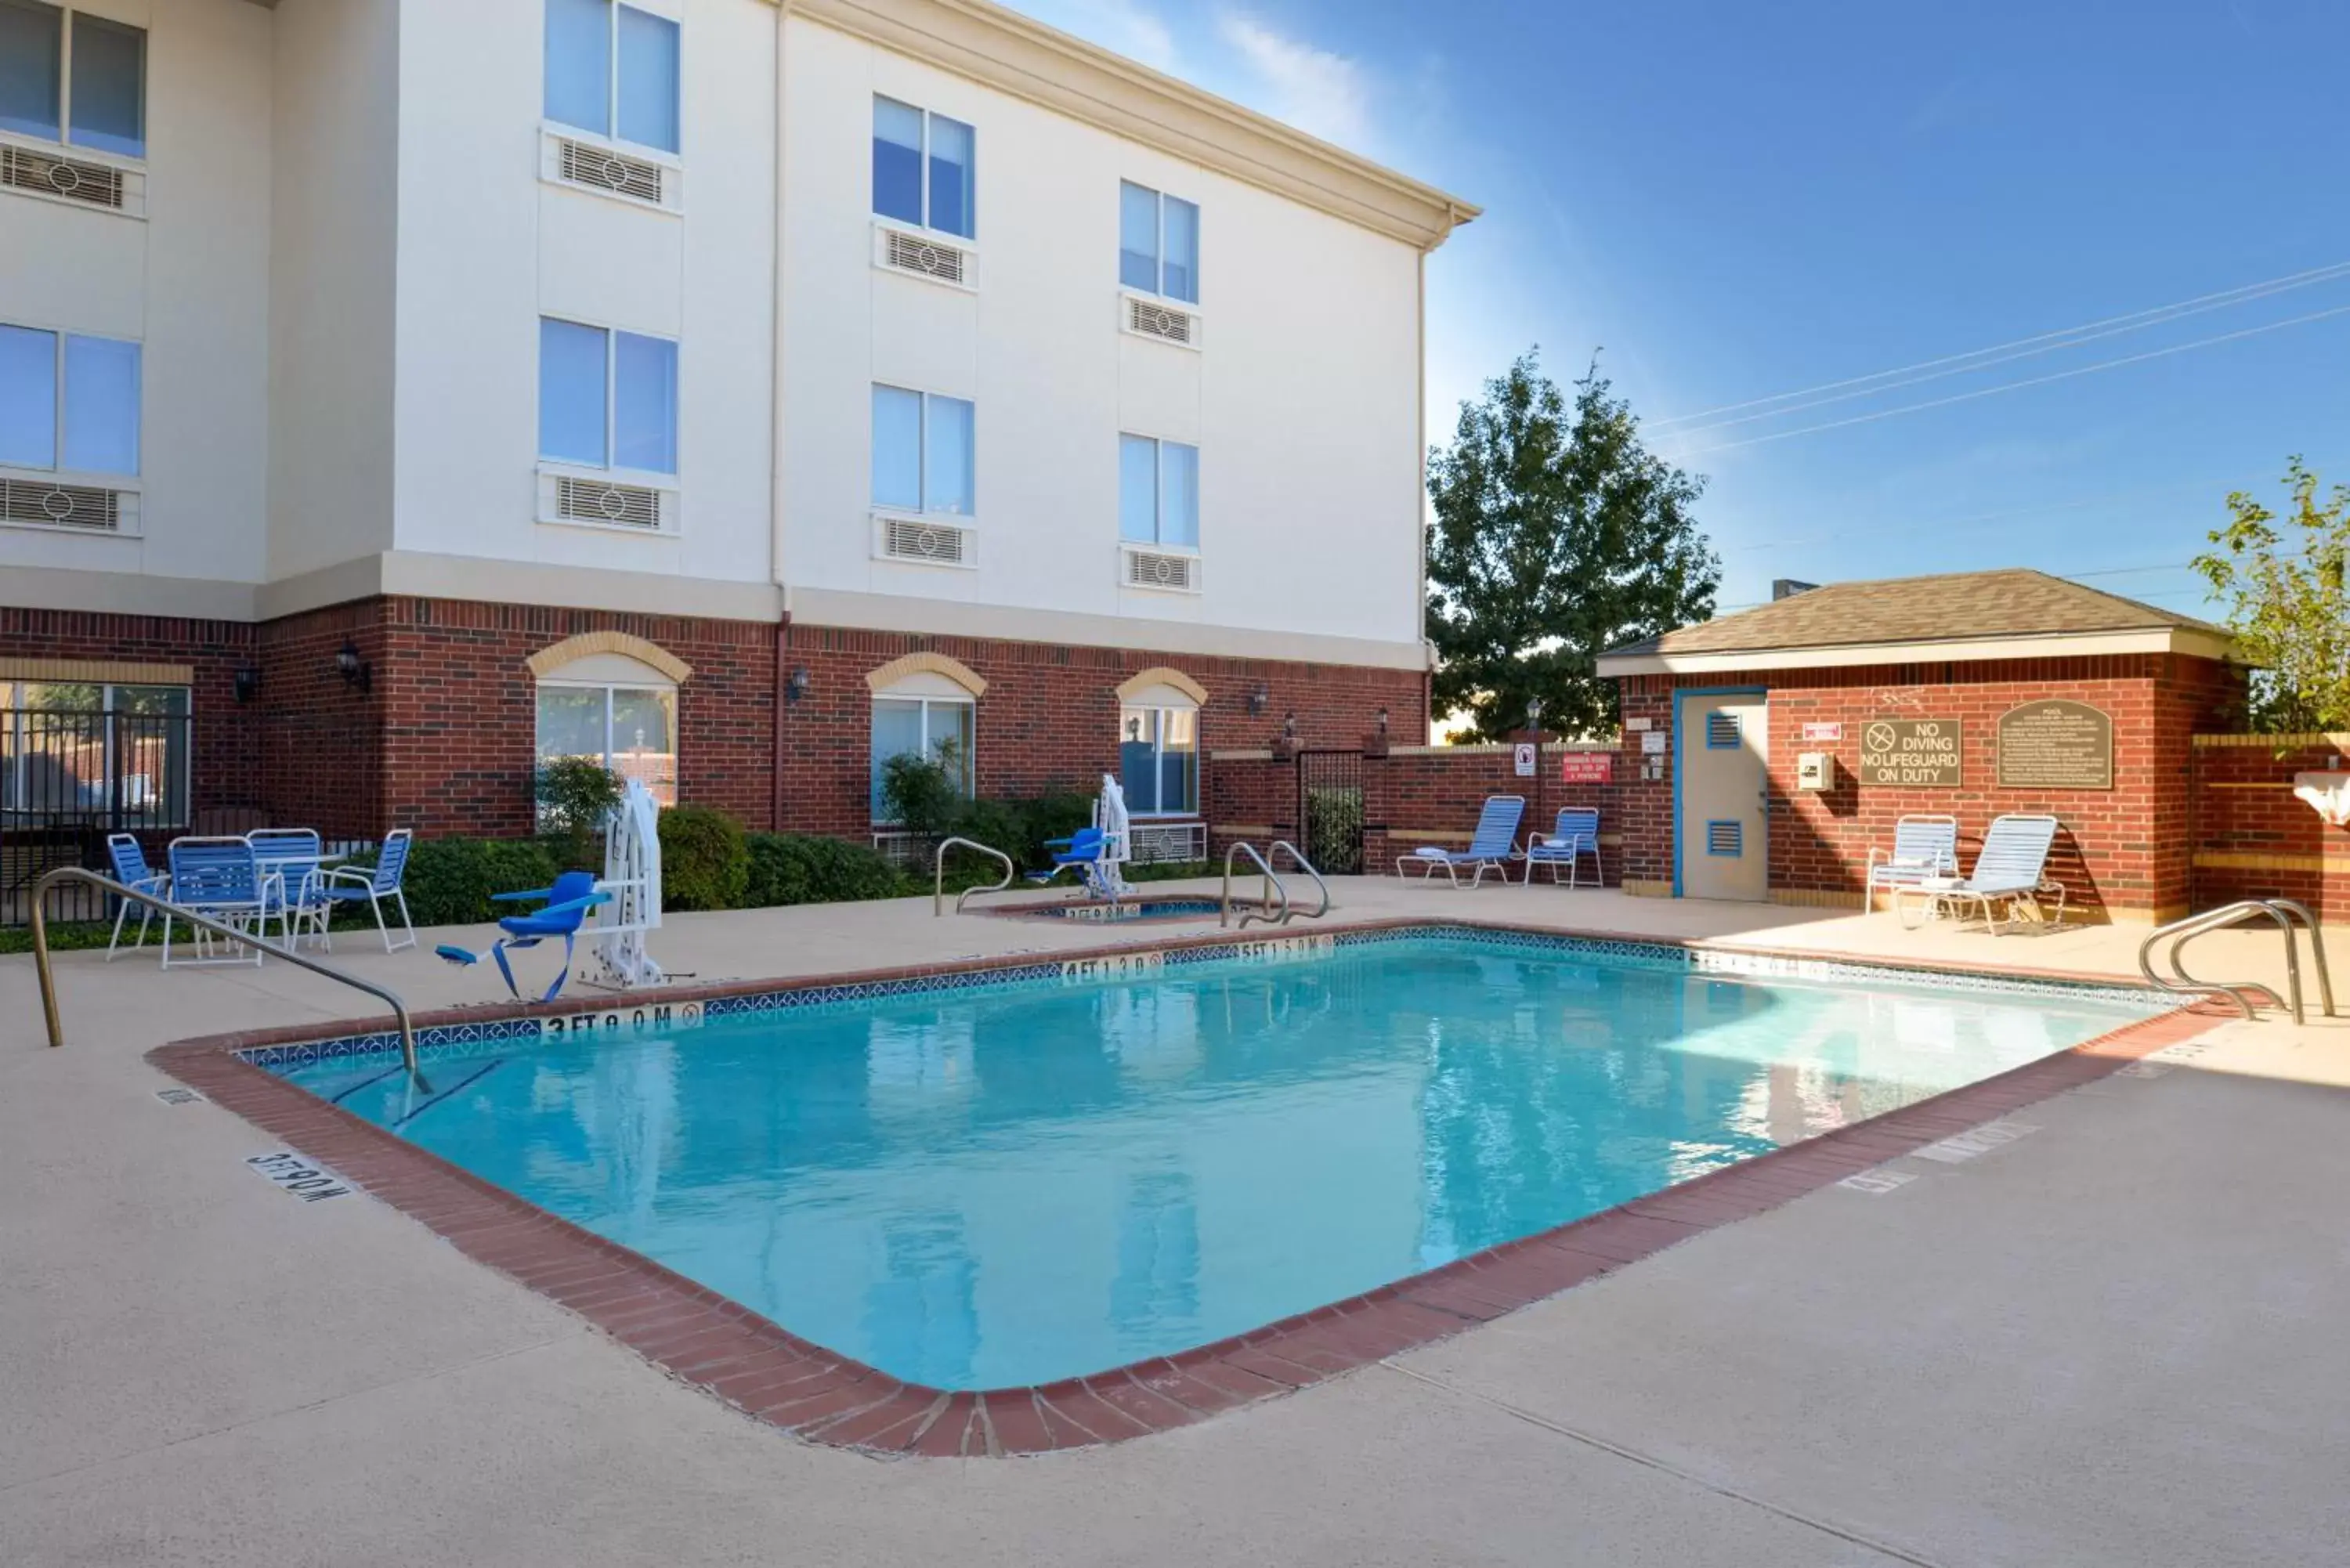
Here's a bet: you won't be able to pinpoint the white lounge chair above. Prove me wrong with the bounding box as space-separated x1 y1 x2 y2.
1866 814 1959 912
1397 796 1525 887
1895 814 2068 934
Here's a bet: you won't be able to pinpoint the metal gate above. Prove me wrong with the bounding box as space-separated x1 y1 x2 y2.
1296 749 1364 875
2 709 193 925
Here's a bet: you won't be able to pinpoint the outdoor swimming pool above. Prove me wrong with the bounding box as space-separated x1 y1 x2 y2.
275 930 2167 1389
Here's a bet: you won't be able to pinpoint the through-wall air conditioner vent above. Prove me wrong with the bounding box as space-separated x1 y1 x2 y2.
1124 296 1197 346
878 227 970 287
0 477 129 532
1 143 132 211
551 135 667 206
1123 547 1198 593
879 515 973 565
555 476 665 529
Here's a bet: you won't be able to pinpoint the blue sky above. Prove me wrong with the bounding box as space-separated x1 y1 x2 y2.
1009 0 2350 616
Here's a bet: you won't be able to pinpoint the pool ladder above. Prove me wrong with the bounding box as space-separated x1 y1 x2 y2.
1221 840 1330 930
2137 898 2334 1025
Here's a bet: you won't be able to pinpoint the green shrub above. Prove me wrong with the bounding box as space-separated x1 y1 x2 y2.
878 742 967 838
397 836 561 927
534 757 624 870
658 804 749 912
1303 786 1365 875
744 832 904 905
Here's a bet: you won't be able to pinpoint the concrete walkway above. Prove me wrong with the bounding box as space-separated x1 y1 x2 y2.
4 883 2346 1565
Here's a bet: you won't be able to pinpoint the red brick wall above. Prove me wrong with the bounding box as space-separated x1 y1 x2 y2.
776 622 1425 839
2191 735 2350 918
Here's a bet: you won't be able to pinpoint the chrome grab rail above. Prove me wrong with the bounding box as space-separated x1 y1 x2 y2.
1266 840 1331 923
2136 898 2334 1025
933 836 1018 916
31 865 427 1086
1221 841 1290 930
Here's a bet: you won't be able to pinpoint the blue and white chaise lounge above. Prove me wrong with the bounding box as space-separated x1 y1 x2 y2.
1894 813 2067 934
1397 795 1525 887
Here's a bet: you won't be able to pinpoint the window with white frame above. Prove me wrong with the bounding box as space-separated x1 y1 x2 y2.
1119 702 1197 817
539 317 677 476
0 321 138 476
871 96 973 240
0 2 144 158
544 0 679 154
871 384 973 517
535 677 677 807
1 678 188 826
870 690 973 822
1119 181 1198 303
1119 434 1197 549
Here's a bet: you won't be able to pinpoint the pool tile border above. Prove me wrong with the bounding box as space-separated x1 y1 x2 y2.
148 919 2229 1459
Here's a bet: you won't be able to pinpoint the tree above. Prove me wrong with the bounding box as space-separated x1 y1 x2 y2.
2192 457 2350 732
1426 351 1719 740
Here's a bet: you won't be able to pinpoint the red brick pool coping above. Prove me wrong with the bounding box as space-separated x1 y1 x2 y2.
147 920 2229 1459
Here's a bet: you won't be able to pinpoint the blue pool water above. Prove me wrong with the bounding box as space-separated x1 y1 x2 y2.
284 934 2161 1389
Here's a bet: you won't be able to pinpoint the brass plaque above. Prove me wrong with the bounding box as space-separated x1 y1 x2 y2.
1997 700 2113 789
1859 718 1962 788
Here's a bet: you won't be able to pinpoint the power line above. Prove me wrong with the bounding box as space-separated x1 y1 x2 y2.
1675 302 2350 457
1656 267 2350 438
1648 258 2350 428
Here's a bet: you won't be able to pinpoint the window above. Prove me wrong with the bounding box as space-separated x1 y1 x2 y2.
1 680 188 828
0 322 139 475
0 3 143 157
1118 434 1197 548
538 317 677 475
1119 181 1198 303
871 385 973 516
545 0 679 154
870 695 972 821
535 682 677 807
872 96 973 240
1120 705 1197 817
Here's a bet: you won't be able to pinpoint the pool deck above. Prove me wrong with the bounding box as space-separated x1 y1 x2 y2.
5 880 2348 1565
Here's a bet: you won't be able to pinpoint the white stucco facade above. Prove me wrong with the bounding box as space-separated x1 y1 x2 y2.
0 0 1471 667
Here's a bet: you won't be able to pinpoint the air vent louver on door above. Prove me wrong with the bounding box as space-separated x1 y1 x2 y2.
880 515 971 565
0 477 128 531
1706 711 1741 748
551 135 667 206
1124 296 1197 346
879 228 969 287
554 476 665 529
1706 820 1743 857
1 143 130 210
1123 547 1198 592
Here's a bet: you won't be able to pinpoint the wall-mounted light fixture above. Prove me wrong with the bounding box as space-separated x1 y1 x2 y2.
1248 683 1270 717
1525 695 1543 731
1282 710 1297 742
786 667 811 704
1376 706 1390 737
334 641 371 694
233 668 261 704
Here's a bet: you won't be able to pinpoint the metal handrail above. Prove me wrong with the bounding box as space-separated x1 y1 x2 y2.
1220 841 1289 930
30 866 426 1086
2136 898 2335 1025
933 836 1018 916
1266 840 1331 923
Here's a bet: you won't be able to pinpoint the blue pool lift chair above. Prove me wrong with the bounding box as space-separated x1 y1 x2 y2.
1030 826 1119 899
436 869 611 1001
1523 806 1603 887
1397 795 1526 887
104 833 169 960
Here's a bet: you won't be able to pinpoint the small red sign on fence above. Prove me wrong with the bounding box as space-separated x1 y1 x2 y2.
1559 751 1614 785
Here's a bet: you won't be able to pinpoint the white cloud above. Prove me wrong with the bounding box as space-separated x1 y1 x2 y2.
1214 11 1372 148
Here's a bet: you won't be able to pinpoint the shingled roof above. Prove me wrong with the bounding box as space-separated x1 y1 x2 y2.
1596 569 2232 673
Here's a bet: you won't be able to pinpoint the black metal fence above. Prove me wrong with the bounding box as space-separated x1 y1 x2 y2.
2 709 193 926
1298 749 1365 875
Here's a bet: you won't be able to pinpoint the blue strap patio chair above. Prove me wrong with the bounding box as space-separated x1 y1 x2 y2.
1396 795 1526 887
103 833 168 961
162 836 267 969
1523 806 1603 887
1896 814 2068 935
321 829 418 953
1865 815 1960 911
248 828 330 950
435 869 611 1002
